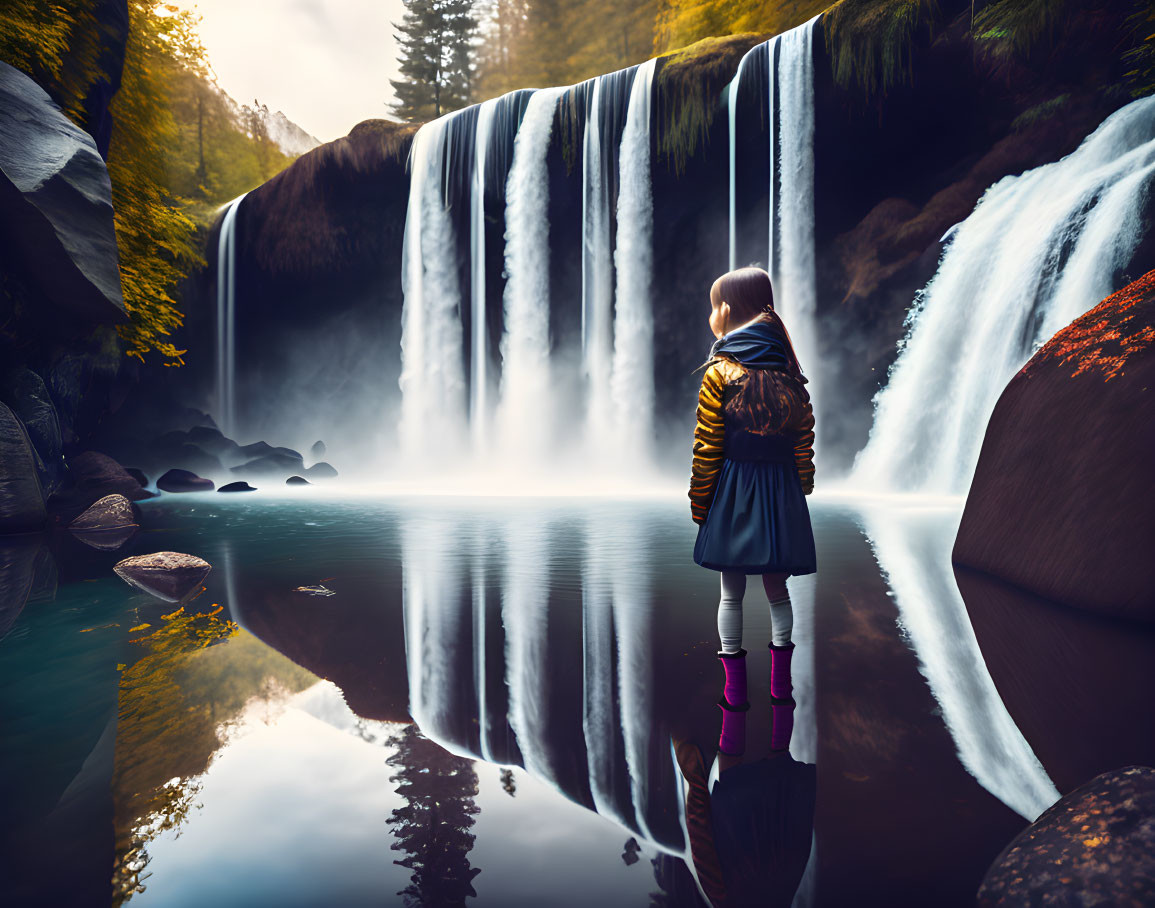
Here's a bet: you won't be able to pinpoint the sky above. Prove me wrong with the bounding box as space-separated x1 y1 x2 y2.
169 0 408 143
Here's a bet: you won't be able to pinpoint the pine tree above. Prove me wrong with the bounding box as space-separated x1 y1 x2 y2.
389 0 478 122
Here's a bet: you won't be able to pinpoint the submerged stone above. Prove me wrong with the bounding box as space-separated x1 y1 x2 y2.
286 475 310 486
156 469 214 493
113 552 211 603
218 481 256 493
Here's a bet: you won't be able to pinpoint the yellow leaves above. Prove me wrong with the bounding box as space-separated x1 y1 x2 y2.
81 623 120 633
129 623 152 632
161 606 184 620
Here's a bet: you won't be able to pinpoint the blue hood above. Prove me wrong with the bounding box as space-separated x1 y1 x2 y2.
709 320 797 373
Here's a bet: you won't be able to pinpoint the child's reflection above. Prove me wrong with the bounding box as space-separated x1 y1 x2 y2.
674 655 816 908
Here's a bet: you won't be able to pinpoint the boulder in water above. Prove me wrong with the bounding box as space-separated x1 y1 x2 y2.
69 493 136 531
237 441 302 462
113 552 211 603
978 766 1155 906
954 270 1155 624
286 475 311 486
218 481 256 493
0 401 46 535
303 461 337 480
156 469 214 493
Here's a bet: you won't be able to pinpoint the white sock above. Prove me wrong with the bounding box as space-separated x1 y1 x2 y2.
768 593 793 647
717 571 746 653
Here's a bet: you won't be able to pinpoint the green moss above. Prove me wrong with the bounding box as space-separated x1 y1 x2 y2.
823 0 939 98
654 32 765 174
1010 93 1071 131
973 0 1069 60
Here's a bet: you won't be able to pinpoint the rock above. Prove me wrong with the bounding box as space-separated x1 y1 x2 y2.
125 468 148 488
954 270 1155 624
145 432 225 477
310 440 326 458
978 766 1155 906
0 62 125 322
69 493 136 531
156 469 214 493
0 369 64 495
237 441 302 462
113 552 211 603
303 461 338 480
62 451 153 505
230 452 304 478
0 402 46 534
218 481 256 493
286 475 311 486
185 425 242 461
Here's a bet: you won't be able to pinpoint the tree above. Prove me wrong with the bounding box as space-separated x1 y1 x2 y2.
390 0 478 122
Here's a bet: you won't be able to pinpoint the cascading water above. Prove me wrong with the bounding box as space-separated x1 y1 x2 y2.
215 193 247 439
399 112 470 467
582 67 638 451
852 96 1155 495
610 58 659 469
470 98 499 454
496 88 566 466
727 15 821 448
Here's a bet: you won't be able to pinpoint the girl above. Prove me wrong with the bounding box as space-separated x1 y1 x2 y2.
689 266 816 744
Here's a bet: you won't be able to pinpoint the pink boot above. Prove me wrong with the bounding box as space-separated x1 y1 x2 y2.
717 648 748 708
769 641 795 702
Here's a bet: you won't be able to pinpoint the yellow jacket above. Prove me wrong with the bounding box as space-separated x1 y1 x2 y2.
689 357 815 523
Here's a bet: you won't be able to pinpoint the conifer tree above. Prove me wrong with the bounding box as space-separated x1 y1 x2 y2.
389 0 478 122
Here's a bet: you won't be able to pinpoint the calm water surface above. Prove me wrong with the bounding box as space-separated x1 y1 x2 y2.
0 494 1065 906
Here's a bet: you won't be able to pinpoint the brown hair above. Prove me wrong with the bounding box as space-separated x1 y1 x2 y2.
710 266 806 381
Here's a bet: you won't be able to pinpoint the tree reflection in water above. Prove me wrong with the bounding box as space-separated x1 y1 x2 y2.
385 724 482 907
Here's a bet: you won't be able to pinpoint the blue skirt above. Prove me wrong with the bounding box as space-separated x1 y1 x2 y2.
693 435 816 575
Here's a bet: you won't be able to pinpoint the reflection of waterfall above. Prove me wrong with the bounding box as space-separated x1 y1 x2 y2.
215 193 247 439
610 58 659 469
497 89 566 465
856 503 1060 821
728 17 821 445
853 97 1155 494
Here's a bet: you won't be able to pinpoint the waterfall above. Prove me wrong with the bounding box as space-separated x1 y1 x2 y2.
582 68 637 450
495 88 566 466
852 96 1155 495
610 58 658 468
399 112 470 467
727 16 820 445
215 193 246 439
470 99 499 454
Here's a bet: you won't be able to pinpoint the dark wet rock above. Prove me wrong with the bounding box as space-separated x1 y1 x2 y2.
310 440 326 458
957 565 1155 794
43 349 122 449
303 461 337 480
113 551 211 603
69 494 136 532
156 469 214 493
185 425 243 462
124 468 148 488
218 481 256 493
954 270 1155 624
0 369 64 495
0 62 124 322
0 401 46 535
230 452 304 478
286 475 311 486
237 441 302 462
0 537 45 640
978 766 1155 906
61 451 153 508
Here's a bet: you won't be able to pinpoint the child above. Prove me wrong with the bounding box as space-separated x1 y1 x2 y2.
689 266 816 730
